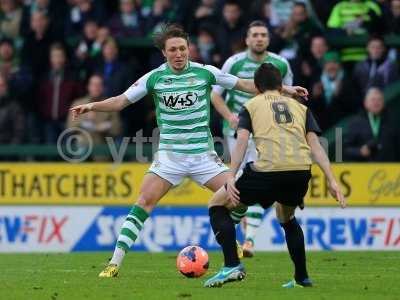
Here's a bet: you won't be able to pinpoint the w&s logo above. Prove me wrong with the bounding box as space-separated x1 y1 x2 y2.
161 92 199 110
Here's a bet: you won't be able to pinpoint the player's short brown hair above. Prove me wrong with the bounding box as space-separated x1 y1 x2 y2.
254 63 282 92
50 42 66 54
247 20 269 36
153 24 189 50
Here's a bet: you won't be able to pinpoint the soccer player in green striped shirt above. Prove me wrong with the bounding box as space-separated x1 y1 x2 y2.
212 20 293 257
70 24 307 278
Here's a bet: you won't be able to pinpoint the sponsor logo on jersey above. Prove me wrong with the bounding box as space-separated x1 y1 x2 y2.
187 78 197 85
163 78 173 85
161 92 199 110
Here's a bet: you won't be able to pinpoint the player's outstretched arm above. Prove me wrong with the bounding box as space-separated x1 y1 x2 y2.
234 79 308 99
306 132 346 208
211 92 239 129
70 94 131 120
234 79 257 94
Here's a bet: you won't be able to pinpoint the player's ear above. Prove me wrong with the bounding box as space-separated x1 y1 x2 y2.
245 37 250 47
162 49 167 58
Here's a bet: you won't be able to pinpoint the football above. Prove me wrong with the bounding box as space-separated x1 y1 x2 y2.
176 246 209 278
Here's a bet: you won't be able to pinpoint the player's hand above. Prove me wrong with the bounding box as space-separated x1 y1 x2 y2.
225 177 240 207
70 103 93 121
282 85 309 100
228 114 239 130
292 86 309 99
328 179 346 208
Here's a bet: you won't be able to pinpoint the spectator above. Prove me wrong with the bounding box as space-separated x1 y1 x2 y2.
292 35 329 89
344 88 400 161
93 38 131 97
74 20 102 80
327 0 383 63
188 41 202 63
328 0 382 35
216 0 246 61
197 25 221 66
309 51 357 130
146 0 176 35
275 1 322 60
175 0 194 30
21 11 55 83
385 0 400 34
0 37 32 101
137 0 153 17
0 37 19 79
186 0 218 34
269 0 317 28
97 25 111 44
20 0 67 38
0 0 22 39
67 74 121 161
93 37 135 135
353 36 399 97
37 43 83 144
20 9 55 141
249 0 273 32
65 0 107 37
309 0 338 25
0 74 24 144
108 0 145 38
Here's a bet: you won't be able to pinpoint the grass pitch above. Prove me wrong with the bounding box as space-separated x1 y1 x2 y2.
1 252 399 300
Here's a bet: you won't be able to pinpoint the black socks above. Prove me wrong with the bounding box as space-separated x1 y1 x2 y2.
209 206 240 267
280 217 309 282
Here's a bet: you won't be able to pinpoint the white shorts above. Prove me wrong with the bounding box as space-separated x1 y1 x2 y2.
226 135 258 171
148 150 228 186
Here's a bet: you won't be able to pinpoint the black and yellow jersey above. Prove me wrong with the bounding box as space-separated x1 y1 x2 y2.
238 90 321 172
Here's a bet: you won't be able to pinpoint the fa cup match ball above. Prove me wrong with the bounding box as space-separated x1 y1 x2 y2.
176 246 209 278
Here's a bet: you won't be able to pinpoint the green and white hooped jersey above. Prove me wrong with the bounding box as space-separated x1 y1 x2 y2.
124 61 238 154
213 51 293 136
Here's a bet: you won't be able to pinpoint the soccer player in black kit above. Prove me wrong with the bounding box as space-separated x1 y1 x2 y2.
205 63 346 288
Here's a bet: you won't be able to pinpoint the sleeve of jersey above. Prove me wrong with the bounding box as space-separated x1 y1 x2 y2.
237 107 253 134
306 109 322 135
211 58 235 96
123 72 151 103
205 64 238 90
282 58 294 86
327 5 342 28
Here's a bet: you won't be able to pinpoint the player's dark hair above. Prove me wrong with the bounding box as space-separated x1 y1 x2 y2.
89 73 104 81
224 0 240 7
367 35 385 46
50 42 66 54
294 1 306 10
254 63 282 92
0 37 14 47
247 20 269 36
153 23 189 50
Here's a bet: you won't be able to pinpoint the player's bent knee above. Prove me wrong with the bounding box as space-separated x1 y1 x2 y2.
208 187 229 208
276 204 295 223
136 193 159 213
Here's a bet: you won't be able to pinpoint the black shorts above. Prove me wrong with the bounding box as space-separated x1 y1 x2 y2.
235 163 311 209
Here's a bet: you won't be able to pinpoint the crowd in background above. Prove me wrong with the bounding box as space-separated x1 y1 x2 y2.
0 0 399 161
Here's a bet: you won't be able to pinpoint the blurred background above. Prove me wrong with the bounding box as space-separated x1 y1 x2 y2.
0 0 399 253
